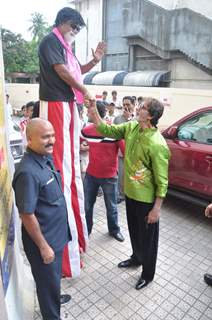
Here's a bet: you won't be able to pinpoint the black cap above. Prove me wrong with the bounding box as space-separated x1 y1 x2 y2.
55 7 86 27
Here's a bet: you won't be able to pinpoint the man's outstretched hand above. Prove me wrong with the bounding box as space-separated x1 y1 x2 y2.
84 91 94 108
91 42 107 62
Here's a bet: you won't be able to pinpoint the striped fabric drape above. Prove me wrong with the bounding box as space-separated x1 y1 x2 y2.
40 100 88 277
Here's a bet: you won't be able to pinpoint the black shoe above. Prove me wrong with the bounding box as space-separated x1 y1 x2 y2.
60 294 71 305
204 273 212 286
135 277 149 290
111 232 125 242
118 258 140 268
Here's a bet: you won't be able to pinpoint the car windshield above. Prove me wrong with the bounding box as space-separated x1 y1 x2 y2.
178 111 212 143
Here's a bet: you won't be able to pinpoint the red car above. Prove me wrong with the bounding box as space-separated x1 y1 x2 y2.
162 107 212 206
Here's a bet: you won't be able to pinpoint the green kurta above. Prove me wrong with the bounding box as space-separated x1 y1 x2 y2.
97 121 170 203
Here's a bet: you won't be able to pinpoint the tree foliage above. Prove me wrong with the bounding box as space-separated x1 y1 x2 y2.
1 12 50 75
2 28 27 73
28 12 48 42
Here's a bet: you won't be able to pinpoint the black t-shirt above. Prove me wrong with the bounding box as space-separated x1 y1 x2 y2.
39 32 75 102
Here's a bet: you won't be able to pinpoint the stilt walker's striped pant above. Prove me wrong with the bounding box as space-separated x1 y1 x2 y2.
40 100 88 277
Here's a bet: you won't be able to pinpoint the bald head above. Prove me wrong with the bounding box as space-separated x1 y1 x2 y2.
26 118 53 138
26 118 55 155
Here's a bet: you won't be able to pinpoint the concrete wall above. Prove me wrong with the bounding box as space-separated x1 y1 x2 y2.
6 83 212 130
74 0 212 89
74 0 103 70
104 0 128 56
134 46 169 71
5 84 39 109
123 0 212 69
169 59 212 89
151 0 212 19
75 0 212 69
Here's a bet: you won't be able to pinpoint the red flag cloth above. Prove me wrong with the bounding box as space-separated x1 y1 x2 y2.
40 100 88 277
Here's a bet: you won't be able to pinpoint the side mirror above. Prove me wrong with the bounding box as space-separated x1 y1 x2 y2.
164 126 178 139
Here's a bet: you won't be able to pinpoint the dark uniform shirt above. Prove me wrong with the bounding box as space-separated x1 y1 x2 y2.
12 148 71 252
39 32 74 102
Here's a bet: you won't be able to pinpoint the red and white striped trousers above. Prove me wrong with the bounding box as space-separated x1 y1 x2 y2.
40 100 88 277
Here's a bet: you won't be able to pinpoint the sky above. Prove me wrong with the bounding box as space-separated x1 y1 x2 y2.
0 0 71 40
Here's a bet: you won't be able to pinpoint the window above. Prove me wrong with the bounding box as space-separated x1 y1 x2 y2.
178 111 212 144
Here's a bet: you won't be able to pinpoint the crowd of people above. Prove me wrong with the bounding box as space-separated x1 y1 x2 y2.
5 99 39 147
8 6 212 320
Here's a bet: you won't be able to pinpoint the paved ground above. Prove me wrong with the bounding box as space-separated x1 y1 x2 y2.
34 195 212 320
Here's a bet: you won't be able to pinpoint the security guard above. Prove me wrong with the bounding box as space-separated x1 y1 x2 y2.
12 118 71 320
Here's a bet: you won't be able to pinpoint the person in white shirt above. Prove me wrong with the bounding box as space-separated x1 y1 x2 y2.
19 101 34 147
105 102 116 124
102 91 108 103
110 90 122 115
6 94 13 118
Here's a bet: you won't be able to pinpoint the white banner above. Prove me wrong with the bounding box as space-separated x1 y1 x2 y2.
0 32 34 320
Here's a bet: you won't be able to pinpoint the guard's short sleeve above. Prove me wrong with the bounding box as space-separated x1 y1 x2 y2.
39 36 66 66
13 172 39 214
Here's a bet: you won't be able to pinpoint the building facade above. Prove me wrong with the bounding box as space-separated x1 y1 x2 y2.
71 0 212 89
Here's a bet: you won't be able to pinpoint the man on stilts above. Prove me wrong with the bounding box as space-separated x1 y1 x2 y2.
38 7 106 278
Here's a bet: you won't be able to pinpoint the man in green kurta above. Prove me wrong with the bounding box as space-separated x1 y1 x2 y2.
88 97 170 290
